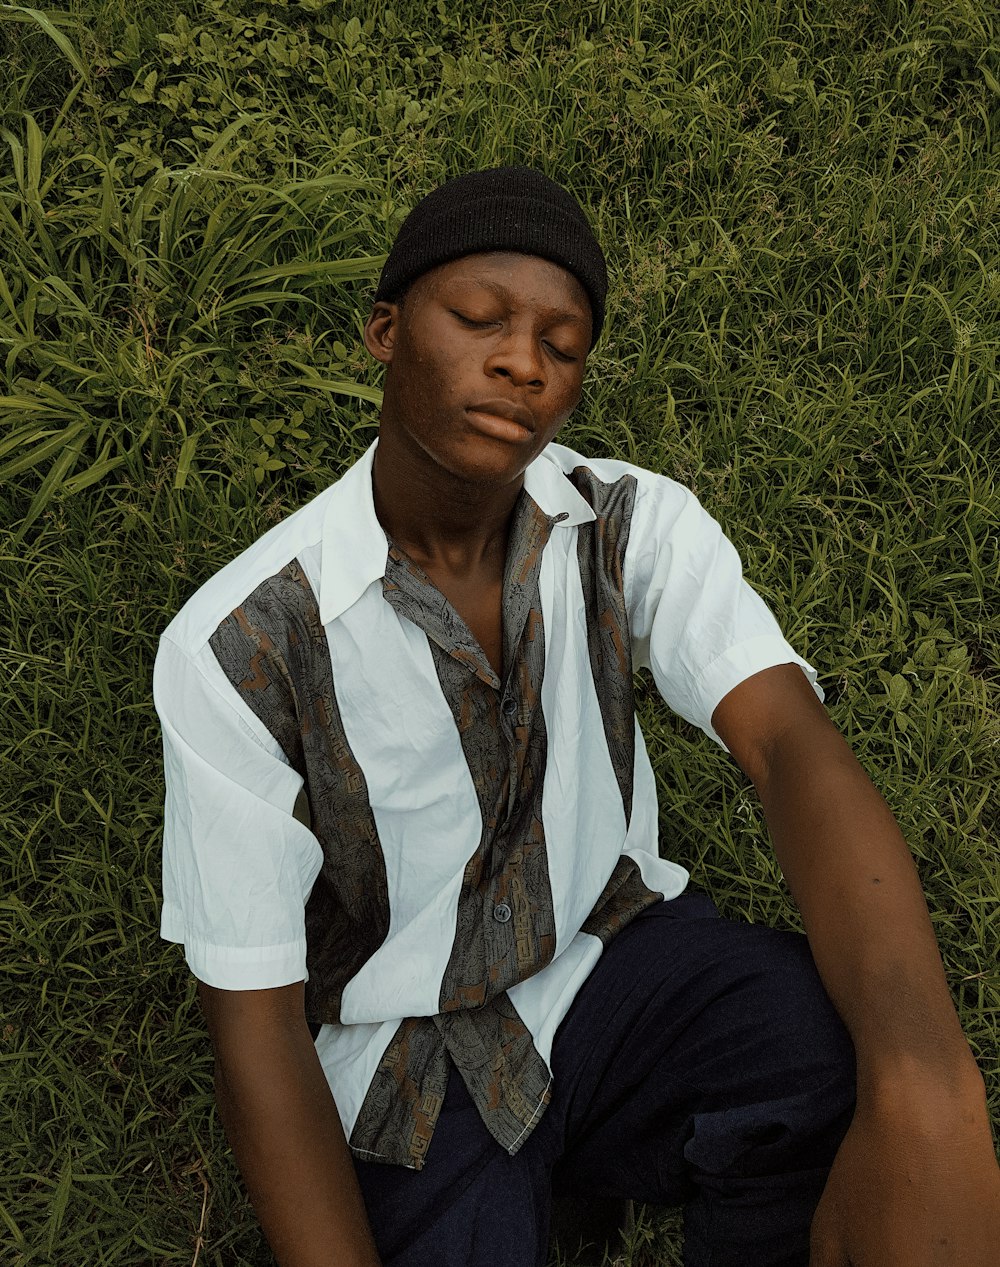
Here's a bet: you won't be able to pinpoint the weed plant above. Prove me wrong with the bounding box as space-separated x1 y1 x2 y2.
1 1 997 1263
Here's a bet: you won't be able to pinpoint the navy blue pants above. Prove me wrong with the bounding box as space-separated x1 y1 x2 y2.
354 892 856 1266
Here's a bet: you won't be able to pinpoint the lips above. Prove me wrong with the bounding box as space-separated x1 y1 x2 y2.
465 399 536 442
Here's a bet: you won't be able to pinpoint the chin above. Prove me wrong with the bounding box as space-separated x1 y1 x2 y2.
426 435 536 488
443 450 533 490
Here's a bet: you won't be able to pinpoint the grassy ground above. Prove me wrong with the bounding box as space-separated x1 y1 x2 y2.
1 0 997 1263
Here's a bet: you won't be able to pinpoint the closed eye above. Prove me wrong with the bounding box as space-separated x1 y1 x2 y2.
452 311 580 362
546 343 578 363
451 310 496 328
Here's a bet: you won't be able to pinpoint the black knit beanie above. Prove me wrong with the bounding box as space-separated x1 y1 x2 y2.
374 166 608 347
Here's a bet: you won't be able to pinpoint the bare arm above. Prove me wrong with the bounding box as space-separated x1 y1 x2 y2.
712 663 1000 1265
198 980 382 1267
713 663 977 1089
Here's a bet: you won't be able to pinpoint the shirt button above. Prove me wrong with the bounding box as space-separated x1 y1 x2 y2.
493 903 512 923
501 697 517 717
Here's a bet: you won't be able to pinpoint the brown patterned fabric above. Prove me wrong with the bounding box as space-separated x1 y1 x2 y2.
382 544 498 688
208 561 391 1026
570 466 639 825
350 1017 450 1169
434 994 552 1145
581 855 662 946
380 492 556 1149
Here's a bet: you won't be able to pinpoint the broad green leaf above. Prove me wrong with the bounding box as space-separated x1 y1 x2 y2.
888 674 911 709
0 5 89 79
173 434 199 490
0 423 89 480
24 112 43 209
14 432 86 540
285 372 383 406
60 453 126 495
46 1155 73 1255
240 256 386 286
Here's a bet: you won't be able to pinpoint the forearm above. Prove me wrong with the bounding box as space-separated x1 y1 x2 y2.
756 721 981 1098
712 666 1000 1263
205 990 381 1267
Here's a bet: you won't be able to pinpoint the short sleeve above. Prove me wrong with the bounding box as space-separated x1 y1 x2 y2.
153 633 323 988
626 477 823 748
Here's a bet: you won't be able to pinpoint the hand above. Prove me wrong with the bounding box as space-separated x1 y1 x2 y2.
809 1081 1000 1265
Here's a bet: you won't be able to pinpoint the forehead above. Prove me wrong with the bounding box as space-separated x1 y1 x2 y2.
416 252 591 325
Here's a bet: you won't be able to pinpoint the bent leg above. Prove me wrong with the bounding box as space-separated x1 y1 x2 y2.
545 893 856 1267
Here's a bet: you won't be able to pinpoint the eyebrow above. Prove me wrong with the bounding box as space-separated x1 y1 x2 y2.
453 276 589 327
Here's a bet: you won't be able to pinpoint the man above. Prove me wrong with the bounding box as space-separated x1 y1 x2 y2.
154 166 999 1267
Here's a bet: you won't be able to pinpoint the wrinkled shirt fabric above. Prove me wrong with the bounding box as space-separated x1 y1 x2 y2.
155 439 820 1168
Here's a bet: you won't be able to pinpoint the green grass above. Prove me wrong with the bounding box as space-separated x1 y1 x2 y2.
1 1 997 1263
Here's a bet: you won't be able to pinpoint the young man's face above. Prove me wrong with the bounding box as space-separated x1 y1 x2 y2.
364 251 592 488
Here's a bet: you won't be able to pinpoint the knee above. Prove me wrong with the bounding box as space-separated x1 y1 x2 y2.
689 929 857 1178
740 929 856 1081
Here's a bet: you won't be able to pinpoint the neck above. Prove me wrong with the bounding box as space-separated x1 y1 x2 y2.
371 427 522 573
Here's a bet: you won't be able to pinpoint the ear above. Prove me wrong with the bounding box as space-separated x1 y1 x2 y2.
363 301 401 365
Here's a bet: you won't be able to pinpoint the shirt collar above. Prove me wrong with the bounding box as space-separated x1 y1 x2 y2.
522 446 597 527
318 439 596 625
319 441 388 625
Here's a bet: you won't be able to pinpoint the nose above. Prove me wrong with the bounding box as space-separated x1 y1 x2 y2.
484 328 546 390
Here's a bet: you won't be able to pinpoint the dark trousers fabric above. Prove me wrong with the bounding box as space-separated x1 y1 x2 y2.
353 892 857 1267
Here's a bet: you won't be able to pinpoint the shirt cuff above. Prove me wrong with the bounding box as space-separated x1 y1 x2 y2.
693 635 824 749
161 904 308 989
